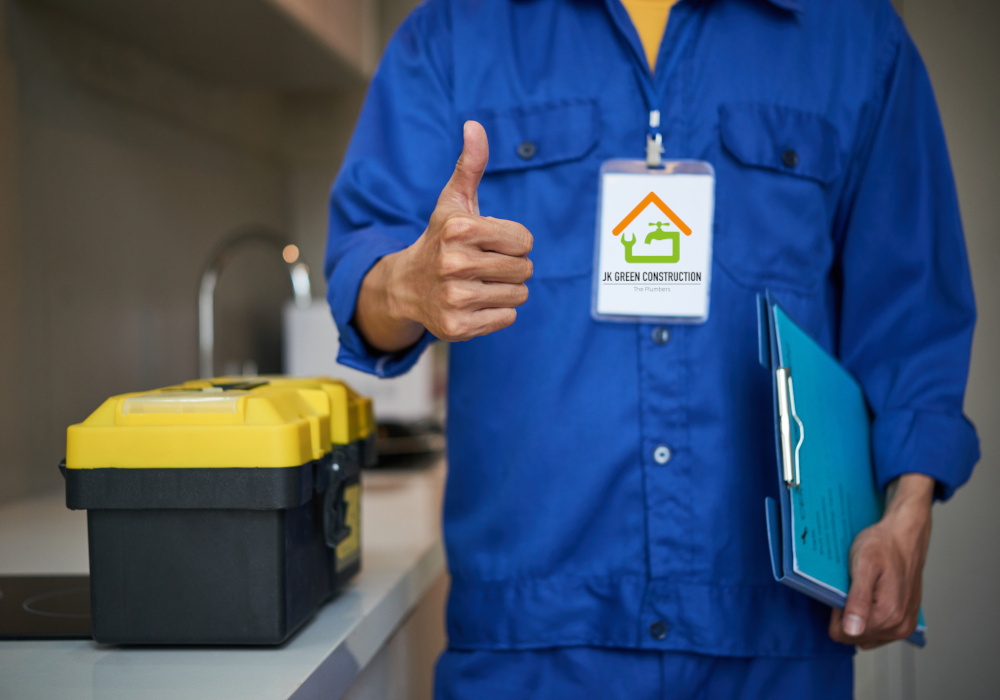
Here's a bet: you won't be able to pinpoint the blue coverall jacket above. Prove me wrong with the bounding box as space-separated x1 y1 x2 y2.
325 0 979 659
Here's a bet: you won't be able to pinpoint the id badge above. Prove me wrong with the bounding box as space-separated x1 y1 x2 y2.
592 160 715 323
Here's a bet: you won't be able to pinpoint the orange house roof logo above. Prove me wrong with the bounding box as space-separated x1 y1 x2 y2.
613 192 690 264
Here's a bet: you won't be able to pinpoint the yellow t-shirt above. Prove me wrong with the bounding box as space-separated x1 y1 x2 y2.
619 0 678 73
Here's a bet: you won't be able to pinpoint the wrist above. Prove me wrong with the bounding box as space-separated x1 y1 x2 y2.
881 474 934 545
355 250 424 353
885 474 935 515
380 250 416 325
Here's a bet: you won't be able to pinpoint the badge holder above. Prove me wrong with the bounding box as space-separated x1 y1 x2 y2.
591 113 715 324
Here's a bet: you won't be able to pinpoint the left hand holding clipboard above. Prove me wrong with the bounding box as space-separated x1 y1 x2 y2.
829 473 935 648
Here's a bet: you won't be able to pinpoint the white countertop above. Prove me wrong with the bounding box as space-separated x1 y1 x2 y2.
0 463 447 700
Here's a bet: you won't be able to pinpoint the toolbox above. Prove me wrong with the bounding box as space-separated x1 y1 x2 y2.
62 376 375 645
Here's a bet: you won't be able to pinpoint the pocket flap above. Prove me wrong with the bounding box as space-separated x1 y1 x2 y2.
465 99 600 174
719 103 842 185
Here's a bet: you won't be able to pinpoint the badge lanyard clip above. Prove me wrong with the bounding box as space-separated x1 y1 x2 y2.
646 110 664 169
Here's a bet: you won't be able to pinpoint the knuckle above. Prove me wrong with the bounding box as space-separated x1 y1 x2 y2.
439 315 467 340
875 602 905 632
438 251 467 278
442 215 476 242
853 536 877 557
886 608 906 629
849 530 877 557
852 551 880 578
441 283 469 308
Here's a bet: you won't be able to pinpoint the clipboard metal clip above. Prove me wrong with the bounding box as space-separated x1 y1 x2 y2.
775 367 805 487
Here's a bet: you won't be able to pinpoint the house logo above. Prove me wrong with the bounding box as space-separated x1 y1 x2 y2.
612 192 691 263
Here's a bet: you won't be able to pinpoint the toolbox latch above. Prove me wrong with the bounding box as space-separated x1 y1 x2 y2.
322 460 351 549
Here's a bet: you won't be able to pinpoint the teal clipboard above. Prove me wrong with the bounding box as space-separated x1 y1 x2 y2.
758 291 926 647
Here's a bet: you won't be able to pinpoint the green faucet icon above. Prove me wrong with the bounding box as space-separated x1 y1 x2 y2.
622 221 680 263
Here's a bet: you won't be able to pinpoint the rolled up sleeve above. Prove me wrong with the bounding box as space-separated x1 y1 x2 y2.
324 0 456 378
836 17 979 500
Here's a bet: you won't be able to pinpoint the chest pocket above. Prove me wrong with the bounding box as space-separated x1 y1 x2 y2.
714 102 843 292
464 99 601 279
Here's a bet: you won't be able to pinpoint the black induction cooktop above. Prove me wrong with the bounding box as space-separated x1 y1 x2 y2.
0 575 92 639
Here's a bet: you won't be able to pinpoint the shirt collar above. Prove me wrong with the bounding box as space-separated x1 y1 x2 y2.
762 0 802 12
693 0 802 13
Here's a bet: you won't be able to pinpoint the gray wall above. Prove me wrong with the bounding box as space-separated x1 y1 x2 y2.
910 0 1000 695
0 0 28 501
856 1 1000 698
0 0 367 502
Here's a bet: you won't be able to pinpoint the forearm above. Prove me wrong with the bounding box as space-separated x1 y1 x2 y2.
355 252 425 354
876 472 934 580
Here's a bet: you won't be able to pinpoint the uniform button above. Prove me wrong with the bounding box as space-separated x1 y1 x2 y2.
517 141 537 160
649 620 668 640
781 149 799 168
653 444 672 465
651 326 670 345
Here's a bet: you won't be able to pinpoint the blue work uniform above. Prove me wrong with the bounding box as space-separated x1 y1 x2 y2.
325 0 979 695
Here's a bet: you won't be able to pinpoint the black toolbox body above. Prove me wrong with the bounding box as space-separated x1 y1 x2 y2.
64 454 360 645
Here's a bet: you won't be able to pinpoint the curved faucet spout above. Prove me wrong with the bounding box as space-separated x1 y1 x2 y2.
198 226 311 379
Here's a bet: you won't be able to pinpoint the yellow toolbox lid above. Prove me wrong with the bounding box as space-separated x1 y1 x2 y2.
242 376 374 445
182 376 375 445
66 377 369 470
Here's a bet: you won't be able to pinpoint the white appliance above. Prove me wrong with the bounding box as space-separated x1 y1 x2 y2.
282 301 435 423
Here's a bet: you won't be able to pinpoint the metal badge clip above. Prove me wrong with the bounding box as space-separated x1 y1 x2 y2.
645 133 663 168
646 110 663 168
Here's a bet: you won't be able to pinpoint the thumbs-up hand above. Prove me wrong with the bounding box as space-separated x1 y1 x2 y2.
355 121 534 351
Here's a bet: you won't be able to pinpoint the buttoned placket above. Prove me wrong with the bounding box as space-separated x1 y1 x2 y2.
604 0 702 646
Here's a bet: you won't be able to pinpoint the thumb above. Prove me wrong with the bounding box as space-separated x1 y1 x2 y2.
439 121 489 215
842 556 878 638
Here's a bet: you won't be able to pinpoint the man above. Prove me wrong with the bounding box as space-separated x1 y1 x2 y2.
325 0 979 696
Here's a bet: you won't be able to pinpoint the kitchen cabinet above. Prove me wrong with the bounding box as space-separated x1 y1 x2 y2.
29 0 376 88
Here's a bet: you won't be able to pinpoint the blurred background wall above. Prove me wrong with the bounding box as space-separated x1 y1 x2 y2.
853 1 1000 698
0 0 996 697
0 0 401 499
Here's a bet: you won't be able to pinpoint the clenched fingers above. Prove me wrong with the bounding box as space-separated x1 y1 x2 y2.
867 567 908 632
477 217 533 256
480 252 532 284
435 307 518 342
439 280 529 311
472 307 519 335
437 250 531 284
439 214 533 257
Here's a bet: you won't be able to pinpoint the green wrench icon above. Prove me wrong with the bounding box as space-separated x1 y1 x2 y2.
622 221 679 263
